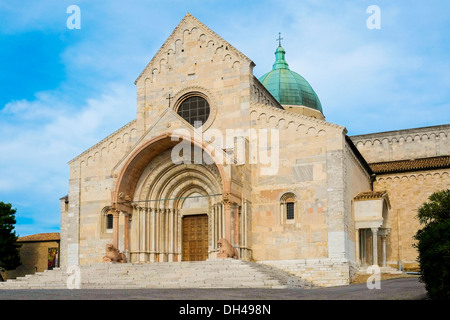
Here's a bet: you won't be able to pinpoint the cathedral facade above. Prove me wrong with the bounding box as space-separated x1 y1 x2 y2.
60 13 450 287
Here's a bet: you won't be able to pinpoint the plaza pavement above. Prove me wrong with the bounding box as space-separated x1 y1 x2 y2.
0 277 426 300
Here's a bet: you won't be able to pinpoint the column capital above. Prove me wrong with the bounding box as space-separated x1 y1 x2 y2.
378 228 391 237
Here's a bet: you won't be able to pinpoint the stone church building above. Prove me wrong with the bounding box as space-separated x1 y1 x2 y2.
60 13 450 286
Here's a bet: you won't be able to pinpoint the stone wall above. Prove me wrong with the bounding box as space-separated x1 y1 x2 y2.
248 102 371 263
259 258 358 287
351 124 450 163
373 169 450 269
61 120 139 266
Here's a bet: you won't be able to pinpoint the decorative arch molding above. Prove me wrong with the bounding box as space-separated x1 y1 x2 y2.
249 102 344 137
112 132 231 213
135 13 253 85
376 170 450 183
69 120 137 166
277 190 300 202
356 132 449 147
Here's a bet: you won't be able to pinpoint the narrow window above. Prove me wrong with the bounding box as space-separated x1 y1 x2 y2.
286 201 295 220
280 192 297 224
106 214 114 230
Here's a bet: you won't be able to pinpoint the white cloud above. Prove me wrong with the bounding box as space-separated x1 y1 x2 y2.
1 82 135 191
0 82 135 235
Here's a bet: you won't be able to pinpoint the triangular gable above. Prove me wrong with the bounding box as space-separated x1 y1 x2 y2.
135 12 254 84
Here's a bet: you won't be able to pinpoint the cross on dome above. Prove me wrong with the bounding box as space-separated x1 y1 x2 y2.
276 32 283 47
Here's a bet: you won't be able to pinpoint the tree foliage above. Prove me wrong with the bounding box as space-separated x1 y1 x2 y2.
0 202 21 271
414 189 450 300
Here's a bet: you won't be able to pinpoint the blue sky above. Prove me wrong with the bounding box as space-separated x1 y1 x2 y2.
1 0 449 236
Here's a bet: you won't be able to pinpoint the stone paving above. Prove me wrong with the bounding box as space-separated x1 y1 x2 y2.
0 277 426 300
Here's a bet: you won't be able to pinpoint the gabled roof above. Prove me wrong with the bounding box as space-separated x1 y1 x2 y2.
135 13 254 84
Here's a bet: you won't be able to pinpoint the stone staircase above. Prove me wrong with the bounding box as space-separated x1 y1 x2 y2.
0 259 313 289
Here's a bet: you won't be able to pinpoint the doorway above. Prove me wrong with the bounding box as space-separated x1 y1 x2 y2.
182 214 208 261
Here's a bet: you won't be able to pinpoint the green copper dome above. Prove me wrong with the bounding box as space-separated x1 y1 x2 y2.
259 45 323 114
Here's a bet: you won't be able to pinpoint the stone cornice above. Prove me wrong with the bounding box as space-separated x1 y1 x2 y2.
68 119 137 165
350 124 450 145
375 169 449 182
250 101 346 132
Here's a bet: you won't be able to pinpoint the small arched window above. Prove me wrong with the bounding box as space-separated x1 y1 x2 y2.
280 192 296 224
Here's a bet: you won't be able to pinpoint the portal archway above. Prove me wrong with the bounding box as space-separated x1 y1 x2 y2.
112 133 229 212
124 140 225 263
109 132 248 263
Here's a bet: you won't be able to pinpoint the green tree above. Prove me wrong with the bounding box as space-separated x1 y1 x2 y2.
414 189 450 300
0 202 21 272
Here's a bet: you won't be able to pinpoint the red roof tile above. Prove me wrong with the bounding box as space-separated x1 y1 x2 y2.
369 156 450 174
17 233 60 242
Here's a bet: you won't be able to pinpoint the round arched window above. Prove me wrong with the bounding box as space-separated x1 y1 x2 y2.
176 95 210 128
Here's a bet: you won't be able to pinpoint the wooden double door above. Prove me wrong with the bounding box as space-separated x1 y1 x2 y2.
182 214 208 261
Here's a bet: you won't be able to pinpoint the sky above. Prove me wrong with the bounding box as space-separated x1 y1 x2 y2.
1 0 449 237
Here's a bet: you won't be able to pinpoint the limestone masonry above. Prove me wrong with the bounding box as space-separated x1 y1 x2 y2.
59 13 449 287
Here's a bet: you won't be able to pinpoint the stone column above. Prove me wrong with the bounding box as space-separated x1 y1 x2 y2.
378 228 390 268
174 209 179 261
371 227 378 267
160 209 167 262
218 203 223 240
168 208 174 262
234 204 240 248
112 210 119 249
242 200 247 248
224 202 232 243
155 208 160 260
381 235 387 268
140 207 147 262
149 208 156 262
211 204 216 251
124 212 130 253
146 208 150 259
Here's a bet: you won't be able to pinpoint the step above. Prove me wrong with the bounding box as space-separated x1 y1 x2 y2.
0 260 309 289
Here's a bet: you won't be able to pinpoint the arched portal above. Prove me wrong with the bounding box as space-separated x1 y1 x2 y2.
130 148 223 262
111 133 239 263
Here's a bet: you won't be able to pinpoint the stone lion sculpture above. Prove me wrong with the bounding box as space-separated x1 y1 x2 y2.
217 238 238 259
102 243 127 263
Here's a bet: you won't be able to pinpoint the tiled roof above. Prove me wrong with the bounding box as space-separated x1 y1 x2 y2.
369 156 450 174
17 232 60 242
354 191 387 201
